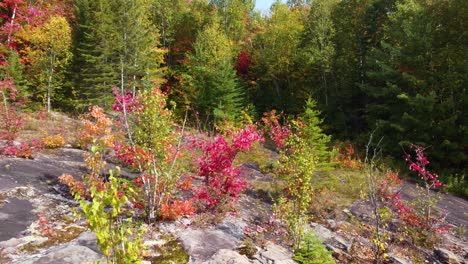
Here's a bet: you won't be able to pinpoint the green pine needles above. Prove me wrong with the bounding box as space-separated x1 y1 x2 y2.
293 232 335 264
300 98 333 170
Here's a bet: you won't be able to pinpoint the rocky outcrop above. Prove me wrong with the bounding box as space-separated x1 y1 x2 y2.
207 249 251 264
2 147 467 264
3 232 105 264
254 242 297 264
13 244 106 264
434 248 464 264
178 228 240 263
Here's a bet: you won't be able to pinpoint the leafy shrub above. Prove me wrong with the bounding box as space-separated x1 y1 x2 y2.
190 124 264 209
77 105 115 150
238 238 257 258
113 87 184 221
0 78 42 158
332 143 362 170
377 145 451 248
43 134 65 149
160 199 196 220
0 78 23 142
0 140 42 158
293 232 335 264
76 170 145 263
58 173 87 197
261 110 291 149
272 100 334 245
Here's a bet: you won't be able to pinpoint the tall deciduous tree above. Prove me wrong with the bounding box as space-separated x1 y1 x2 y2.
299 0 338 108
251 2 304 113
19 16 71 112
209 0 254 43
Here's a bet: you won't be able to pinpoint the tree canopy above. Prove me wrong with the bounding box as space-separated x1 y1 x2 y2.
0 0 465 176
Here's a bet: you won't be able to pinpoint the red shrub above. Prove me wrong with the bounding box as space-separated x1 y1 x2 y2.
261 110 290 149
160 199 196 220
191 125 264 208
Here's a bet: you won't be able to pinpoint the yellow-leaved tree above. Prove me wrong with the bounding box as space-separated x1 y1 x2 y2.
19 16 72 112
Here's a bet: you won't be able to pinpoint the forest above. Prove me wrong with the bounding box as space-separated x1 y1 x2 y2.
0 0 467 263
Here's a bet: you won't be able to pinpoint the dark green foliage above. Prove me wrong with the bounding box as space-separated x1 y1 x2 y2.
361 0 467 174
71 0 120 110
71 0 163 111
1 50 30 100
293 232 335 264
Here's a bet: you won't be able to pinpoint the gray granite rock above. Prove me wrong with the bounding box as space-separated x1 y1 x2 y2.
310 223 352 251
255 241 297 264
206 249 251 264
10 244 106 264
388 253 414 264
75 231 100 253
35 244 106 264
178 228 240 263
434 248 463 264
216 215 248 240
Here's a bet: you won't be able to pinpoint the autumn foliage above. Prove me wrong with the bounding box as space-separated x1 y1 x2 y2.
190 125 264 208
379 146 450 238
0 78 42 158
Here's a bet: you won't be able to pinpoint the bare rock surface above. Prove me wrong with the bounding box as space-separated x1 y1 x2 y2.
178 228 240 263
206 249 251 264
11 244 106 264
254 242 297 264
434 248 465 264
0 198 35 242
0 148 136 263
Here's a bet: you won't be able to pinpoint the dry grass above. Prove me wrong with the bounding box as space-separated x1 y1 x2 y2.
19 111 82 147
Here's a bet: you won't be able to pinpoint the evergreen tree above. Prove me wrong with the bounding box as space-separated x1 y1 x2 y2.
2 50 29 98
187 23 244 126
109 0 165 93
72 0 119 109
362 0 467 173
301 98 332 170
71 0 164 110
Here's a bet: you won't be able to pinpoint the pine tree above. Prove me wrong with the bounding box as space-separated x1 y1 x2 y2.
109 0 165 94
362 0 467 173
187 23 244 126
301 98 332 170
72 0 164 110
72 0 118 109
